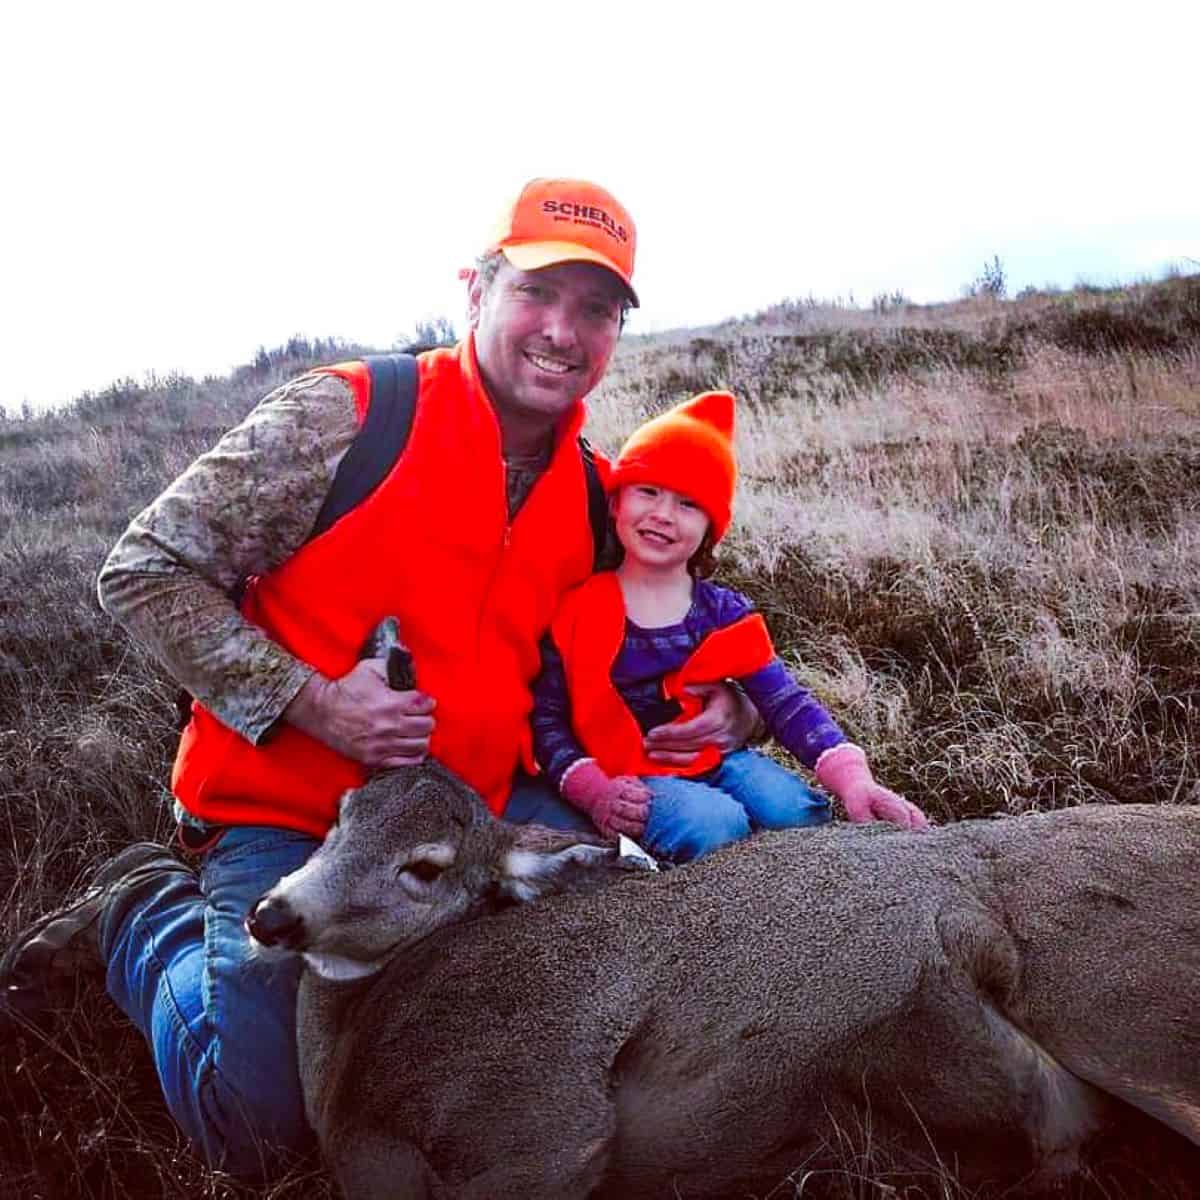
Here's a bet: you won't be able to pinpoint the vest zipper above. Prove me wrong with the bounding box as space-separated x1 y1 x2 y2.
478 461 512 659
499 459 513 549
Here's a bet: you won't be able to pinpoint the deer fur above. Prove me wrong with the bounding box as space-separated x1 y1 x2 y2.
249 762 1200 1198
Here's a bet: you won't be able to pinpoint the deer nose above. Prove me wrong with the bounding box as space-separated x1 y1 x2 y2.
246 894 306 949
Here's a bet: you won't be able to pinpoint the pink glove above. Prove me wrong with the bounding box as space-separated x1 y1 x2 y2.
815 744 930 830
560 761 651 840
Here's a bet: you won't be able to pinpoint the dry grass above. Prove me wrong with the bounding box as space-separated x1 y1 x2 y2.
2 282 1199 1197
589 293 1200 826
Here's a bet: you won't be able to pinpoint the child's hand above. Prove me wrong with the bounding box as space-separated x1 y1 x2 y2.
840 782 929 829
561 761 651 840
814 744 930 831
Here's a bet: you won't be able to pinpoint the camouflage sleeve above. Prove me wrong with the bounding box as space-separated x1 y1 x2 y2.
97 371 361 744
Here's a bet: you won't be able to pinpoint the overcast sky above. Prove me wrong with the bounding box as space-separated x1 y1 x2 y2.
3 1 1196 412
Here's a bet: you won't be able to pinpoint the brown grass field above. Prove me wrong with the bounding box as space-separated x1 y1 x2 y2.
1 277 1198 1198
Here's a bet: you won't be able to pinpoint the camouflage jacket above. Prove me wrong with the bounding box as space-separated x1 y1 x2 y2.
98 369 551 746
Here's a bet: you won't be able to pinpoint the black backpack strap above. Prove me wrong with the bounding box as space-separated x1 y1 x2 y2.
309 353 420 540
578 436 609 568
178 355 421 732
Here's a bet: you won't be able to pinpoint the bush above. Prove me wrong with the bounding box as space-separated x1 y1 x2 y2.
965 254 1007 300
1012 273 1200 356
394 317 457 352
871 291 911 314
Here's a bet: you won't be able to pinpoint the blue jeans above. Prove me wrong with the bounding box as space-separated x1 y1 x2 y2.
642 749 831 863
103 825 319 1178
104 786 583 1178
502 769 596 832
102 760 808 1175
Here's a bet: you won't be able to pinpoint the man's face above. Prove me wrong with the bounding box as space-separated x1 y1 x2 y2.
469 259 625 428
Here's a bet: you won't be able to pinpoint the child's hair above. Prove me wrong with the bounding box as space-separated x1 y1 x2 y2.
688 530 718 578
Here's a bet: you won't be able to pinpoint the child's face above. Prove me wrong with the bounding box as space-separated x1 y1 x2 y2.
612 484 710 572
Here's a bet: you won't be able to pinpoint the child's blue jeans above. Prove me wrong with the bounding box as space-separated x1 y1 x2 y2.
642 748 831 863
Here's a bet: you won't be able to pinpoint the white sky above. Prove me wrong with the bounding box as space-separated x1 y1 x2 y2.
2 1 1197 412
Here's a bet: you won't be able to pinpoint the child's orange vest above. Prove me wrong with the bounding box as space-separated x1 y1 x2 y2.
550 572 775 778
172 340 596 836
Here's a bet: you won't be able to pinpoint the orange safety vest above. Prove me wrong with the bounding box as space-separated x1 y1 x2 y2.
550 572 775 778
172 338 596 836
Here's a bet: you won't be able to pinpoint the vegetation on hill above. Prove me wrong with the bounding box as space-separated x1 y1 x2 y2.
2 274 1199 1197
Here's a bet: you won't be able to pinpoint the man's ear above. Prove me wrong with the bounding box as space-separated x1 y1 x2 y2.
466 269 484 330
497 824 622 903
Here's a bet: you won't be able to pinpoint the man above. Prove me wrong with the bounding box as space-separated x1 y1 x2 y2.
0 179 757 1177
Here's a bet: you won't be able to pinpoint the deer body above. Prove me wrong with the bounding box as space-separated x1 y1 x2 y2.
251 766 1200 1198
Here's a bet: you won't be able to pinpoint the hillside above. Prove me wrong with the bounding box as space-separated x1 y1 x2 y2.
2 275 1199 1197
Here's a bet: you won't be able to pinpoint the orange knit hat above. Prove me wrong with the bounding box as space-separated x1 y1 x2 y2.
608 391 737 543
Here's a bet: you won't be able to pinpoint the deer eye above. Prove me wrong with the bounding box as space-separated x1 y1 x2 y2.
395 842 456 891
404 858 444 884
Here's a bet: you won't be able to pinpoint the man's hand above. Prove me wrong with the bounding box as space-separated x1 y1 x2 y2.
284 659 436 768
643 681 759 766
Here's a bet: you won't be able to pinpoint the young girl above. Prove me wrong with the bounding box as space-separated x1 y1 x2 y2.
531 390 929 863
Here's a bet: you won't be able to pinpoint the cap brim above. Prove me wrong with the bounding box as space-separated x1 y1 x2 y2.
501 242 639 308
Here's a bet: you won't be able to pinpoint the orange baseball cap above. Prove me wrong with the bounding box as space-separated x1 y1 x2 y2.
484 178 639 307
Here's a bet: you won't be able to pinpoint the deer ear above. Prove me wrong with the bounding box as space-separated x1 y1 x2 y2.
498 826 621 903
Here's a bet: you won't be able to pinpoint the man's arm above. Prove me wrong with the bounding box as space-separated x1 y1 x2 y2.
97 370 361 743
641 583 763 764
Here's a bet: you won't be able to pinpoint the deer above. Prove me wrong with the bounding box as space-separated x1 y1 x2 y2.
247 758 1200 1199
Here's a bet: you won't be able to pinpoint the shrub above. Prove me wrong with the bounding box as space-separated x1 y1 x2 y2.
965 254 1007 300
1011 273 1200 356
871 291 911 314
394 316 457 352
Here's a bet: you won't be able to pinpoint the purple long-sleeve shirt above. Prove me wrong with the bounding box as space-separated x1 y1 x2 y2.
531 577 846 786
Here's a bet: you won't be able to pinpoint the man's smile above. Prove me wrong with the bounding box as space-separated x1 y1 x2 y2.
523 350 578 376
